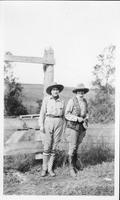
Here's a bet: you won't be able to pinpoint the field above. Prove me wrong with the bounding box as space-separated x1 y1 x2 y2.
3 117 115 195
21 83 96 113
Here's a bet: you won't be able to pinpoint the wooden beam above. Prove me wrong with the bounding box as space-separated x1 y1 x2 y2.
19 114 40 119
4 54 55 65
4 130 45 156
4 141 43 156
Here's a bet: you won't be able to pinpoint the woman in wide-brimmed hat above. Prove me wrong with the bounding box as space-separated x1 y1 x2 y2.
65 83 89 177
39 82 65 177
72 83 89 94
46 82 64 95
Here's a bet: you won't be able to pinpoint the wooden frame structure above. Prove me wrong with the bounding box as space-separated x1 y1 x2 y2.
4 48 55 156
4 48 55 94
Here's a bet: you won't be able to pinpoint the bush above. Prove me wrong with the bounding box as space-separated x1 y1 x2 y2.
4 79 28 116
80 143 114 166
4 95 28 116
36 99 42 114
4 154 37 173
88 90 115 123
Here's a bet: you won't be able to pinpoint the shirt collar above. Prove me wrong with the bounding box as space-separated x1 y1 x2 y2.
49 95 61 101
76 95 84 102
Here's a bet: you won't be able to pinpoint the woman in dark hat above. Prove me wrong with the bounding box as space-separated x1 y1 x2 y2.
65 83 89 177
39 82 65 177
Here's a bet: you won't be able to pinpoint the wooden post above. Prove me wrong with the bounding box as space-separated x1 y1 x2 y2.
43 48 55 95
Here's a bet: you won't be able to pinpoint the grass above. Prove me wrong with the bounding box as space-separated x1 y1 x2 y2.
4 161 114 195
3 117 115 195
4 118 114 171
4 139 114 174
52 162 114 195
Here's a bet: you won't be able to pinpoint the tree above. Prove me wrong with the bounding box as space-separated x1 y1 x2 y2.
89 45 115 123
92 45 115 94
4 53 28 116
36 99 42 114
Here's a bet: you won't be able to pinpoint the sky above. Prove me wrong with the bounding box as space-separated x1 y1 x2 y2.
1 1 120 87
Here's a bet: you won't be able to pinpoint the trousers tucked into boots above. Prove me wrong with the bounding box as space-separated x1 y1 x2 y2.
73 152 84 171
41 117 63 177
41 153 49 177
68 155 77 177
41 153 56 177
48 153 56 176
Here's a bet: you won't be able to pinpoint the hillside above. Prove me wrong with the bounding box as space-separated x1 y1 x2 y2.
21 84 95 113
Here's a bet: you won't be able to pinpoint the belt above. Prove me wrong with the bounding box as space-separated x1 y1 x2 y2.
46 114 63 118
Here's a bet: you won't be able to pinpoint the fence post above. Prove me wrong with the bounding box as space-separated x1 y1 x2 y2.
43 48 55 95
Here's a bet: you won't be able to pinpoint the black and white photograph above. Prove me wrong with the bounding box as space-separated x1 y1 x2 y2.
0 1 119 199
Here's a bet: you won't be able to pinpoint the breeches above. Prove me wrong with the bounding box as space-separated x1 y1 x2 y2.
65 128 86 156
43 117 63 155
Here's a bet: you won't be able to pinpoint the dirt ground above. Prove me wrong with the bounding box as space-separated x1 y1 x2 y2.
4 161 114 195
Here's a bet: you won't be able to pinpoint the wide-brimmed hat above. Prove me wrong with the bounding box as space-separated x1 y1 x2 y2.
72 83 89 94
46 82 64 95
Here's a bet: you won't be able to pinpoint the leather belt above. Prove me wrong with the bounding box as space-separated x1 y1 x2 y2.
46 114 63 118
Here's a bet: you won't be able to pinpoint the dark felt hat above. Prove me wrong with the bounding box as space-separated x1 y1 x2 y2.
46 82 64 95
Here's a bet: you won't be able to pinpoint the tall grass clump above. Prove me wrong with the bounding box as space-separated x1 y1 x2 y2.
79 140 114 167
53 136 114 169
4 154 40 173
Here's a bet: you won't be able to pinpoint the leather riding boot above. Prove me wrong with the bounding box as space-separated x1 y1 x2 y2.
69 155 77 177
73 152 78 170
74 153 84 171
41 170 47 177
41 154 49 177
76 156 84 170
48 154 56 177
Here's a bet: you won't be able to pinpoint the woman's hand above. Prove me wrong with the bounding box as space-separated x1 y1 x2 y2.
77 117 84 123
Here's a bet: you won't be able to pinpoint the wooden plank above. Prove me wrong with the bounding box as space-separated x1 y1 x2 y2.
4 129 45 156
35 153 43 160
5 129 45 144
4 54 55 65
4 141 43 156
19 114 40 119
5 131 27 144
35 130 45 142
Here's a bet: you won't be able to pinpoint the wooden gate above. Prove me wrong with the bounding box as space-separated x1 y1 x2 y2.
4 48 55 158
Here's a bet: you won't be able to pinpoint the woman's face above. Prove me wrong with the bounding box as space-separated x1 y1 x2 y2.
76 91 85 98
51 87 60 97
